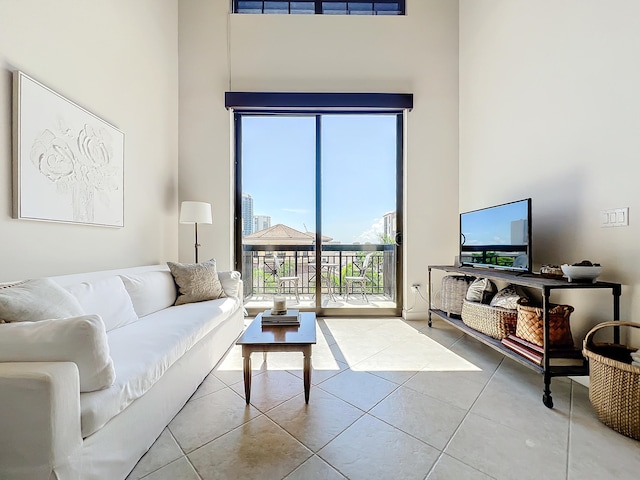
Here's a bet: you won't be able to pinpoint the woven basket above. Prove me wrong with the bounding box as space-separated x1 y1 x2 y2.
461 299 518 340
515 301 575 347
440 275 474 317
583 321 640 440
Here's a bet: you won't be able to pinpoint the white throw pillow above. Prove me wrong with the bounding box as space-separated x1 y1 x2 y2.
0 278 84 323
0 314 115 392
119 271 177 317
218 270 242 298
65 276 138 331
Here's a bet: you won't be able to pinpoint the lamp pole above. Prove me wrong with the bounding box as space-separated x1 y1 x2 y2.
179 201 212 264
194 222 200 263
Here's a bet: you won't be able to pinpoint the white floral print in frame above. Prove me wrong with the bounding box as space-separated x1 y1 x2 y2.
12 71 124 227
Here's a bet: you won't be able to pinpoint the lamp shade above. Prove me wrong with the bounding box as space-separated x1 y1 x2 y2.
179 201 212 224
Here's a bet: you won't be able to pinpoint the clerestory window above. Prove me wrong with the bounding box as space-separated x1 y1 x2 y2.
232 1 405 15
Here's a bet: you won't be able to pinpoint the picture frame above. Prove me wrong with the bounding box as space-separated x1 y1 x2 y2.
12 71 124 227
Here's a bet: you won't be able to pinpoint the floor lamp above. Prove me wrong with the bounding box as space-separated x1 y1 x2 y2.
179 201 212 263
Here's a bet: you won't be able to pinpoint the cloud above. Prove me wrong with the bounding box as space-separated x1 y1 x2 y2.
354 218 384 243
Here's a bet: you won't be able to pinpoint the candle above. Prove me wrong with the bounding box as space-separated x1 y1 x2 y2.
273 295 286 314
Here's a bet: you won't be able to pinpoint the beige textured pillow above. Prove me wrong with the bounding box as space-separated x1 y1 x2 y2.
465 277 497 304
167 259 227 306
0 278 85 323
489 284 529 309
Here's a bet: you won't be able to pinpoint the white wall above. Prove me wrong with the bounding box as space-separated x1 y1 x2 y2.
0 0 179 281
178 0 460 316
460 1 640 344
178 0 235 269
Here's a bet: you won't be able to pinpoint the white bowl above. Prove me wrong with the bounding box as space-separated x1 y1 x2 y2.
561 264 602 283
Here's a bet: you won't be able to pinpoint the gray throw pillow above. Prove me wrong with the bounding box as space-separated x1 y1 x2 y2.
0 278 85 323
489 284 529 310
465 277 496 304
167 259 227 306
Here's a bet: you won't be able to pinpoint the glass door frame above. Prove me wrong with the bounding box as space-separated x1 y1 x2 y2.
233 110 404 317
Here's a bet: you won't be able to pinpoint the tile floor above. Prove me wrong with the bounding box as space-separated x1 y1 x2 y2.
126 317 640 480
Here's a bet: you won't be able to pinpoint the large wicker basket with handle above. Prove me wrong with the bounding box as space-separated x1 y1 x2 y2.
515 301 575 347
583 321 640 440
461 299 518 340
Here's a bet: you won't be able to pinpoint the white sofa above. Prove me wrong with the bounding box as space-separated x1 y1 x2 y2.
0 264 245 480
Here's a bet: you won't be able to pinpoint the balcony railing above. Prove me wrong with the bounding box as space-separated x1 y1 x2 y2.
241 244 396 301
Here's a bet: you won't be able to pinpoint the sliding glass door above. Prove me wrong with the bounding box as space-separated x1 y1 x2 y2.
235 112 402 317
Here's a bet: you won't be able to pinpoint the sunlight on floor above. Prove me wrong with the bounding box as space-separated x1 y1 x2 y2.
323 318 482 373
215 316 482 374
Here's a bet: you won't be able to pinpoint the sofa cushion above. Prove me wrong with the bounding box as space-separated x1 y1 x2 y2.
0 314 115 392
79 296 238 437
119 271 177 317
65 276 139 331
217 270 242 298
0 278 85 323
167 259 227 306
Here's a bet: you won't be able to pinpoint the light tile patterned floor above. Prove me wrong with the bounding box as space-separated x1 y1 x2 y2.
126 317 640 480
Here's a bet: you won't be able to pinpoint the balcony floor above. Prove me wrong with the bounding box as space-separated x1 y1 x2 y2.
244 293 396 312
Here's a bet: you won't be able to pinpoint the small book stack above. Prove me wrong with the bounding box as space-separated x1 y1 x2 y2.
501 334 585 367
261 309 300 326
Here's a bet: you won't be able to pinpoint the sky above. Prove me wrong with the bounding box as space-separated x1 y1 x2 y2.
460 200 529 246
242 114 397 244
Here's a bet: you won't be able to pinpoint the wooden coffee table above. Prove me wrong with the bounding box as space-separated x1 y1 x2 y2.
236 312 316 404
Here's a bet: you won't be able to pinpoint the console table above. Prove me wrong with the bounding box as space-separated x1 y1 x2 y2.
427 265 622 408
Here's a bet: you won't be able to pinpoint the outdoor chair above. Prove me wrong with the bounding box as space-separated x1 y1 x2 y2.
344 253 373 302
273 253 300 303
310 260 338 302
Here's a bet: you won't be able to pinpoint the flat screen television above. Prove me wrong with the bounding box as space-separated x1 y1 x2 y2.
460 198 532 272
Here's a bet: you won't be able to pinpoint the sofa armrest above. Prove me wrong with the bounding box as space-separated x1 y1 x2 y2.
0 362 82 480
218 270 243 301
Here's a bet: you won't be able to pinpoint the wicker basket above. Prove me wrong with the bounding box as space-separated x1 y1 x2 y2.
461 299 518 340
440 275 474 317
583 321 640 440
515 301 575 347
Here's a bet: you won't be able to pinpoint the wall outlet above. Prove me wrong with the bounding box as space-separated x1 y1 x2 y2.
411 283 420 290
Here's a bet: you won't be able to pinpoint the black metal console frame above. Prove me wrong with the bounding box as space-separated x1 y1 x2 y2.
427 265 622 408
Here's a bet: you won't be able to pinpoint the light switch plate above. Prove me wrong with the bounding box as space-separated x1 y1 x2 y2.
601 207 629 227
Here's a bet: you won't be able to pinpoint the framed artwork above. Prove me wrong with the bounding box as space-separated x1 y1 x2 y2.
12 71 124 227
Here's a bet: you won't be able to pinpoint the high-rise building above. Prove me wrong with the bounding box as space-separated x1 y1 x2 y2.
241 193 254 236
253 215 271 233
383 211 396 242
511 219 528 245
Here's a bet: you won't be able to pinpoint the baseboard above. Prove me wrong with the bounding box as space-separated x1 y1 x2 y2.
402 309 428 321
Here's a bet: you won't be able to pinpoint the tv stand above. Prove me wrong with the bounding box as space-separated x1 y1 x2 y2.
428 265 622 408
